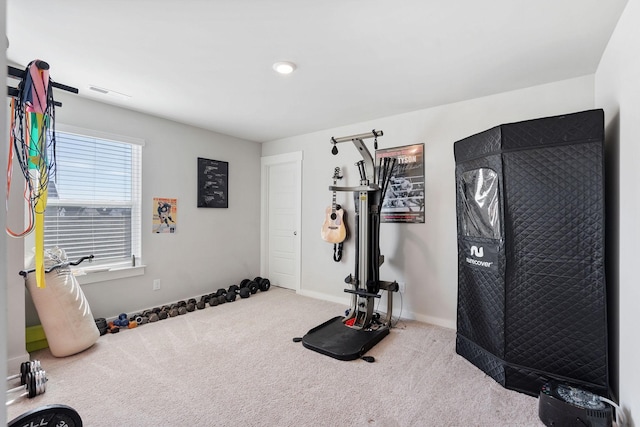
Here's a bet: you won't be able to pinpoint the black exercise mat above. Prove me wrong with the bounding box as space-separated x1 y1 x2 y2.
302 316 389 361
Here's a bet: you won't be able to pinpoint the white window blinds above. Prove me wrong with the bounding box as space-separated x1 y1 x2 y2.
44 127 142 267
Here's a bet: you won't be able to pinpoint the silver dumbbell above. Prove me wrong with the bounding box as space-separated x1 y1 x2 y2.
6 360 41 385
6 366 47 405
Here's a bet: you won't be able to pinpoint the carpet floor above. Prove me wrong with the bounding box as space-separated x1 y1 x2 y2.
7 287 542 426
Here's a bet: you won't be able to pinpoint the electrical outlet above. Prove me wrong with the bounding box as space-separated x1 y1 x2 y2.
153 279 161 291
398 282 406 293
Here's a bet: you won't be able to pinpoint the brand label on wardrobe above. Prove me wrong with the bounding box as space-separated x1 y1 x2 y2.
462 240 499 272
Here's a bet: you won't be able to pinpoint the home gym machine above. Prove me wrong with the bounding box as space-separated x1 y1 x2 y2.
301 130 399 361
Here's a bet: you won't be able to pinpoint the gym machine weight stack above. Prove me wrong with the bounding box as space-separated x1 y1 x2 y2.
301 130 399 361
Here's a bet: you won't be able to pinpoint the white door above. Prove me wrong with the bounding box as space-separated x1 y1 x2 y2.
261 152 302 291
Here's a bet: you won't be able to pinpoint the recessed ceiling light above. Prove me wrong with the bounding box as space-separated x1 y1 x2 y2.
272 61 296 75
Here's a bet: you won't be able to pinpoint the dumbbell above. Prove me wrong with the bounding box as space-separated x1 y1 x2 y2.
240 279 259 294
254 277 271 292
172 301 188 315
196 295 208 310
95 318 108 335
222 285 237 302
7 361 41 386
230 283 251 299
113 313 129 328
129 313 149 326
186 298 197 312
168 305 179 317
209 294 220 307
210 288 226 305
157 307 169 320
7 366 47 404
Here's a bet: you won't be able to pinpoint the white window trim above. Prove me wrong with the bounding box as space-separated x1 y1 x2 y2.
55 124 146 147
75 264 145 285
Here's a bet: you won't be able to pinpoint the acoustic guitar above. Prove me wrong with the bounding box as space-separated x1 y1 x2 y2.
321 167 347 244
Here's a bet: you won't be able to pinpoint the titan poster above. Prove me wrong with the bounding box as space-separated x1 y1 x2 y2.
376 143 425 223
153 197 177 233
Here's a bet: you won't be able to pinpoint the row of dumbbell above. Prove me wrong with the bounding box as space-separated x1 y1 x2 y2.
6 360 47 405
96 277 271 333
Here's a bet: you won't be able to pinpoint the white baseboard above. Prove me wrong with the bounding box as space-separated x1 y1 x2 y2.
7 351 31 374
296 289 351 306
296 288 456 330
405 312 455 330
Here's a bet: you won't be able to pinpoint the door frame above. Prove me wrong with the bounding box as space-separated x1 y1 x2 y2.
260 151 303 292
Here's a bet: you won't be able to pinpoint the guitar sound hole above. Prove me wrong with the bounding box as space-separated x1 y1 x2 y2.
330 213 337 220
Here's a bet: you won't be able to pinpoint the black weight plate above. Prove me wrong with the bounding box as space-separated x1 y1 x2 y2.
248 281 259 294
254 276 263 284
240 279 250 288
259 278 271 291
216 288 227 297
27 372 36 398
228 285 239 294
20 361 29 385
8 404 83 427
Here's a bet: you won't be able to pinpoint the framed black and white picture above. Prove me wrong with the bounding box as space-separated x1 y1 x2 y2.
197 157 228 208
376 143 425 223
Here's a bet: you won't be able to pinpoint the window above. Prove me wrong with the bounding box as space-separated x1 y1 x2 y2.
44 125 143 269
458 168 501 239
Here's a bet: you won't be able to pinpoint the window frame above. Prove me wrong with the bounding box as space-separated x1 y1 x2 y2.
43 124 145 283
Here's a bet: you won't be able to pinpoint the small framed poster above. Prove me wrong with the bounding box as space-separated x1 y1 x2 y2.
197 157 228 208
153 197 177 233
376 143 425 223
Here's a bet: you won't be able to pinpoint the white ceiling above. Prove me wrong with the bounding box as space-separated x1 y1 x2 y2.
6 1 628 143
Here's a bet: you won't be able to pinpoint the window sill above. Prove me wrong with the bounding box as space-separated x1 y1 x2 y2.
74 265 146 285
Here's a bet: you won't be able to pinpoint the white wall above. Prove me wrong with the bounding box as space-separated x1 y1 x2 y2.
10 91 262 336
262 75 595 329
595 0 640 423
